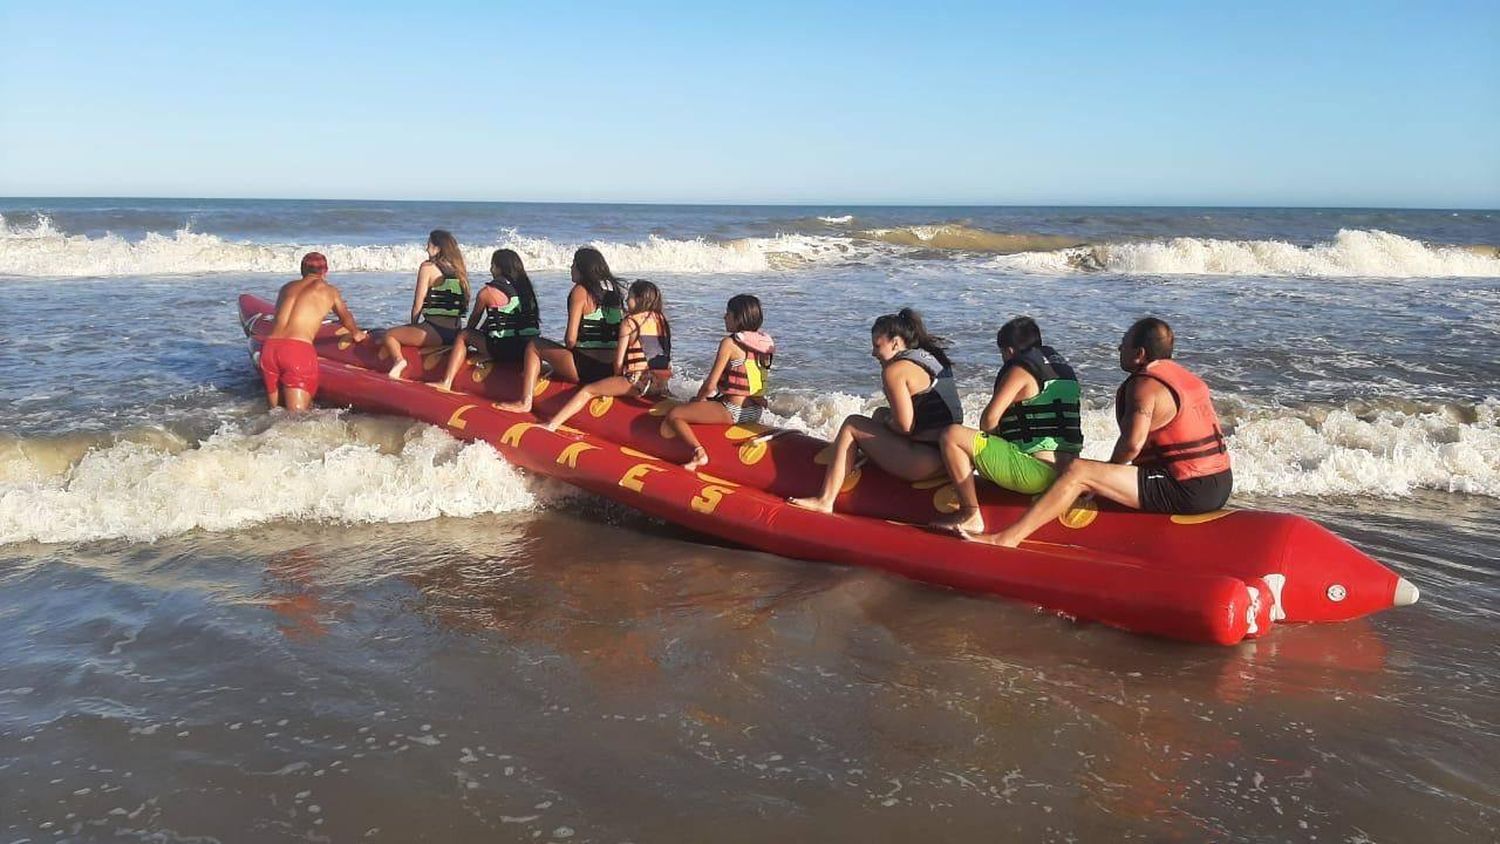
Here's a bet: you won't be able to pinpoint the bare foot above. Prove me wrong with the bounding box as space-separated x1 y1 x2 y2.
786 496 834 514
542 418 561 432
931 509 985 535
387 359 407 380
495 399 532 413
433 380 455 393
682 446 709 472
959 526 1022 548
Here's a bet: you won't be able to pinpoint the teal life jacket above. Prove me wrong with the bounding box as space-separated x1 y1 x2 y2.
478 278 540 341
574 278 625 349
994 345 1083 454
421 275 467 323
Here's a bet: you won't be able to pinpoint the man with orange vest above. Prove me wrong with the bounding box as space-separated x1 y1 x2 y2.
970 317 1232 548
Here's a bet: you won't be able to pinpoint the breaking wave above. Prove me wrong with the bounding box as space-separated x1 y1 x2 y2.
993 228 1500 278
856 223 1084 254
766 390 1500 499
1 391 1495 546
0 215 864 277
3 214 1494 279
0 413 558 544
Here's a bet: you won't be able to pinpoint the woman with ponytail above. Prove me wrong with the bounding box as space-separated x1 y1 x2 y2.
789 308 962 513
383 229 471 379
497 246 625 413
434 248 540 391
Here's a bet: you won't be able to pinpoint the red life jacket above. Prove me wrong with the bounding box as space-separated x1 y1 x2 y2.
1118 359 1231 481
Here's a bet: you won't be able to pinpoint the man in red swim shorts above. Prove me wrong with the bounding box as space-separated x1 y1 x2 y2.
260 252 368 411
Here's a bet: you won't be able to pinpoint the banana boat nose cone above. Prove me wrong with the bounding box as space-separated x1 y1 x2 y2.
1394 577 1420 607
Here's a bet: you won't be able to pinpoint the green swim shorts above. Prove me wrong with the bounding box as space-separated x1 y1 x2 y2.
972 432 1058 495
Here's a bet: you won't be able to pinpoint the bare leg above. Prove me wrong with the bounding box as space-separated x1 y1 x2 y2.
976 459 1143 548
545 376 633 431
855 426 945 482
436 330 481 392
383 324 436 379
666 400 733 470
788 414 871 513
282 387 313 413
496 339 577 412
264 384 281 410
932 425 985 533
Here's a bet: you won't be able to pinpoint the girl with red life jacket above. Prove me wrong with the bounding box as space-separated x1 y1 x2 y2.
788 309 963 514
970 317 1233 549
543 280 673 431
665 295 775 471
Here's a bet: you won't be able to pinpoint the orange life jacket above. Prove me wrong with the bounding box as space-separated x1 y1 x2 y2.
1119 359 1231 481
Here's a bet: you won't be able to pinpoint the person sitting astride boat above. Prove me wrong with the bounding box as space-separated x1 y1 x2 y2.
664 294 775 471
789 308 961 512
972 317 1233 547
383 229 471 379
932 316 1084 535
496 247 625 413
544 280 673 431
260 252 367 412
435 248 540 392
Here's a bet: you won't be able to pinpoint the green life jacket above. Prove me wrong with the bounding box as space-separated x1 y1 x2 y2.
574 278 625 349
479 278 540 341
421 275 467 322
995 345 1083 454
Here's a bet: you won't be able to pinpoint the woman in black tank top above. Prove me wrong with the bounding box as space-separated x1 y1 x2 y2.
789 309 961 514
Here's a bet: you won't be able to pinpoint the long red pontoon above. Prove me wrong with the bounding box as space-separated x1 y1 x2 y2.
238 295 1418 645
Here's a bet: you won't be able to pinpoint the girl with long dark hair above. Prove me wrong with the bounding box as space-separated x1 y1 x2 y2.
789 308 962 512
435 248 540 391
496 246 625 412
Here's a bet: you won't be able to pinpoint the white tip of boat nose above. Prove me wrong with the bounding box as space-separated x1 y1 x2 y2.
1394 577 1420 607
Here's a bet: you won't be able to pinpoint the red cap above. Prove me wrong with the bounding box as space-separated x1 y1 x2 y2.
300 252 329 276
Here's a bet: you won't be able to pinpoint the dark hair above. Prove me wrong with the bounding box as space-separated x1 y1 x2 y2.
628 280 671 357
725 294 764 333
872 308 952 369
427 230 470 298
571 246 620 306
490 248 538 317
300 252 328 276
1125 317 1174 362
997 316 1042 352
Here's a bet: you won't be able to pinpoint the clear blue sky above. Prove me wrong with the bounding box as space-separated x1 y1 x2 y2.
1 1 1496 206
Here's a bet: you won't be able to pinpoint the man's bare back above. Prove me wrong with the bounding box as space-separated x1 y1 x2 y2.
269 275 364 344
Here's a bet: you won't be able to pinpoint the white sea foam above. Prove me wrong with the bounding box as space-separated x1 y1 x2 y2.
818 215 855 225
992 229 1500 278
1 392 1494 546
0 216 858 277
0 413 553 545
770 389 1500 499
5 214 1492 280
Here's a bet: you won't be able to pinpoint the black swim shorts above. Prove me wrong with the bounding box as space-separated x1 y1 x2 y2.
1137 467 1232 515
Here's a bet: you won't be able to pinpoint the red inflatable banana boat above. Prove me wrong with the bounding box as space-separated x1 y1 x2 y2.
238 295 1418 645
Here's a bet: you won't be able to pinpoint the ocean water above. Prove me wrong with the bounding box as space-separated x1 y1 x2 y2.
1 199 1497 841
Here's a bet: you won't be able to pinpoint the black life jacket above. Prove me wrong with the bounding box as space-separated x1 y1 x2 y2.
892 349 961 432
994 345 1084 453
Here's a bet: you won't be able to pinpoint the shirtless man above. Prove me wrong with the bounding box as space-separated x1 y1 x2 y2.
260 252 367 411
972 317 1233 548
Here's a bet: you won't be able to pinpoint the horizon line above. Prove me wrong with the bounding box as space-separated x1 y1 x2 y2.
3 194 1497 213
